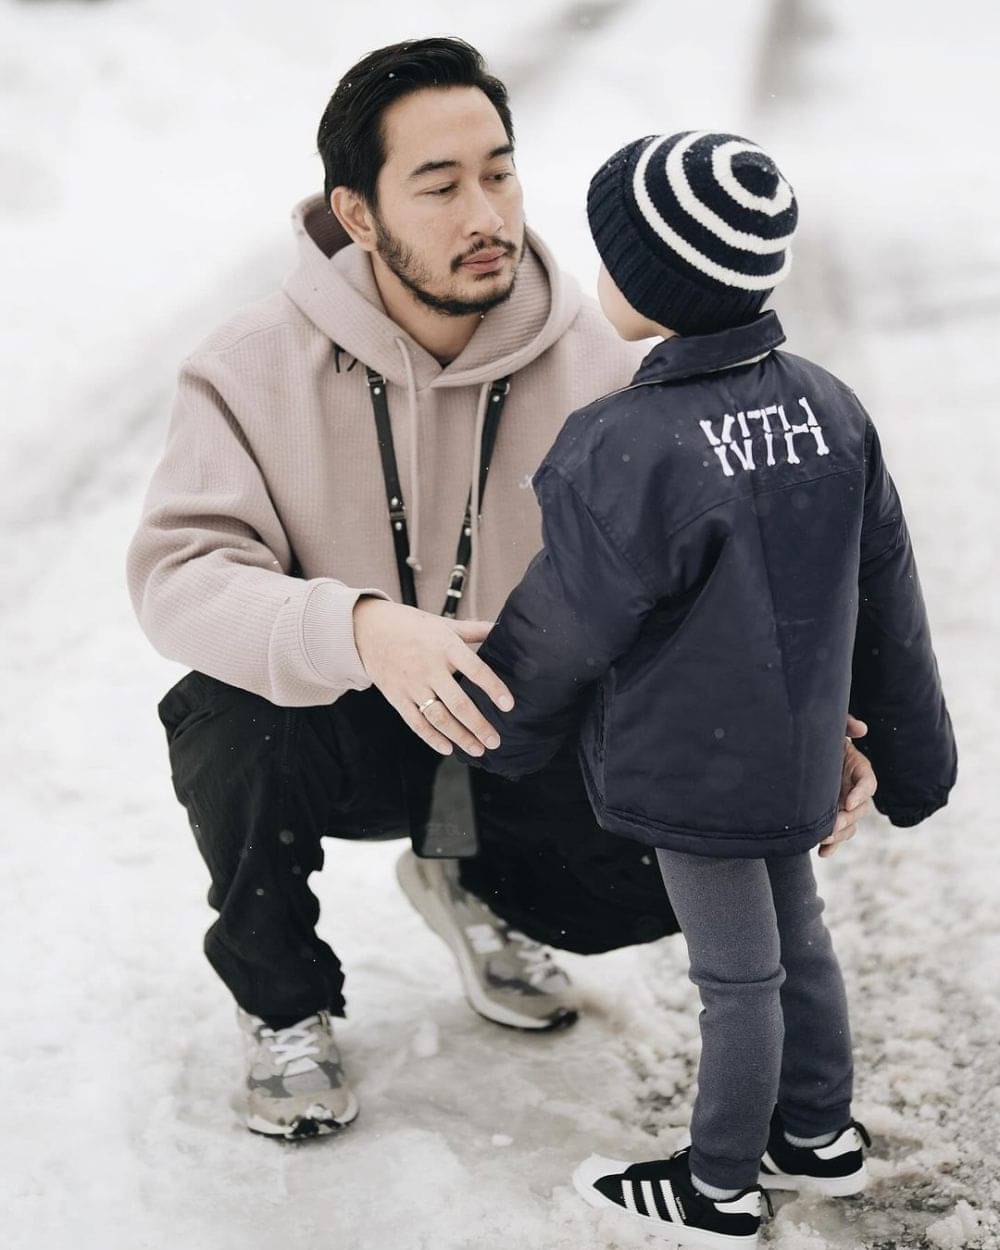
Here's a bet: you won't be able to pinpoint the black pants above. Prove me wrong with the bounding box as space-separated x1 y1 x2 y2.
159 672 679 1022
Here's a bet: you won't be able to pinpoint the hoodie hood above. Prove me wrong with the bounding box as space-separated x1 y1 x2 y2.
282 195 583 615
283 194 582 390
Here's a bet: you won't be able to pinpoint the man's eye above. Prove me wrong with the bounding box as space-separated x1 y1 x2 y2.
425 173 511 197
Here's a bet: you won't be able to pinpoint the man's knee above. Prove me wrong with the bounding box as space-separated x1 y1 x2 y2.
159 676 417 853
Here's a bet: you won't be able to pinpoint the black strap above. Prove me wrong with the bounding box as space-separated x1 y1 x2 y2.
441 377 509 618
366 370 418 609
365 369 510 616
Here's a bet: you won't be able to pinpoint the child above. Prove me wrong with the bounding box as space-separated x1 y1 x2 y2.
452 130 957 1247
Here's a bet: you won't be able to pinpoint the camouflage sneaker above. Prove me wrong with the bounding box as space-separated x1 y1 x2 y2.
395 849 579 1031
237 1008 359 1139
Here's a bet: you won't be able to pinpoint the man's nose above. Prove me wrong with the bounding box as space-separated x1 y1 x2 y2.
463 185 505 238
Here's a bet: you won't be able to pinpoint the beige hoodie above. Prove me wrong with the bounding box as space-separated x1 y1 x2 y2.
127 195 643 706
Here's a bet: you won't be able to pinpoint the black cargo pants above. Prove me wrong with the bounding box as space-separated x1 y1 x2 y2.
158 671 678 1024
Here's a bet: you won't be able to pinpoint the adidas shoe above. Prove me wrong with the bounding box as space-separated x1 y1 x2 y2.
573 1147 769 1248
395 849 578 1031
759 1110 871 1196
238 1008 359 1139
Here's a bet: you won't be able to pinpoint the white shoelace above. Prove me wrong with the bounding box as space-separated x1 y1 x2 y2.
259 1015 323 1067
506 930 562 988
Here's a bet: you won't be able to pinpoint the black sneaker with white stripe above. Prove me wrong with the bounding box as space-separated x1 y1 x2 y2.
573 1147 770 1248
759 1109 871 1196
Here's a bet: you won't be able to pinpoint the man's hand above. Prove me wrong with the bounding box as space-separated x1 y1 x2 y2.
352 597 513 757
818 715 878 858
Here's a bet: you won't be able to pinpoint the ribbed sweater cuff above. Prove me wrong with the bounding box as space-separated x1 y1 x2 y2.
300 580 390 691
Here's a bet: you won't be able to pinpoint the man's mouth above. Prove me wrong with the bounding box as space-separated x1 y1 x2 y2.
460 248 510 274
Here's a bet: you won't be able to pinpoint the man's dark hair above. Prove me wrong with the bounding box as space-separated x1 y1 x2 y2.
317 37 514 206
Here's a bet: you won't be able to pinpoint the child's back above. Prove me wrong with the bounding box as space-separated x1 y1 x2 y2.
462 310 955 855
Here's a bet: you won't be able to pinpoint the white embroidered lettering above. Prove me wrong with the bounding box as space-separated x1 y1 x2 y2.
745 406 778 465
797 396 831 456
699 397 829 475
699 413 754 476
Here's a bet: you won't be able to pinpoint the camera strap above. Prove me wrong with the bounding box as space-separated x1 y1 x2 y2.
365 368 511 617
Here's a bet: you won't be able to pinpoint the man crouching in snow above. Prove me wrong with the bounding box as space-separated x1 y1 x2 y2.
126 37 877 1139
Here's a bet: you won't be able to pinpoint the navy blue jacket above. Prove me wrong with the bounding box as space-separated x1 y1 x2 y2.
457 311 957 858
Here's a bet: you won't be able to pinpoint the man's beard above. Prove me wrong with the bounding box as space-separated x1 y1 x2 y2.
374 215 523 317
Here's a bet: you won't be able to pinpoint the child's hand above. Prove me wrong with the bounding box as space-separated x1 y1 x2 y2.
819 717 877 858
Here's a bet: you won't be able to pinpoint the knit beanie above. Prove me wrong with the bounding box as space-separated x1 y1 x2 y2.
587 130 798 335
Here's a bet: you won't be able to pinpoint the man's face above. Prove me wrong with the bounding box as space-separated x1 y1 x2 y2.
371 86 525 316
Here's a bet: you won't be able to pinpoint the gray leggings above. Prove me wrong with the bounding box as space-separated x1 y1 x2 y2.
655 848 853 1191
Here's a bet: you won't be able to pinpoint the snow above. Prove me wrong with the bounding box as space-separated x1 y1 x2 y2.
927 1201 989 1250
3 2 999 1248
412 1017 441 1059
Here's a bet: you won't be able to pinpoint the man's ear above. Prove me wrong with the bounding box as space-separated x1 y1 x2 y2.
329 186 377 252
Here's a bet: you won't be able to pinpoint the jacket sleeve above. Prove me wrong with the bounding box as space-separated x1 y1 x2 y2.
456 463 657 779
849 418 957 824
125 360 389 706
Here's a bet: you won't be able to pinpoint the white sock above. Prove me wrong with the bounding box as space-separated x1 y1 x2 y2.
690 1173 741 1201
784 1128 837 1148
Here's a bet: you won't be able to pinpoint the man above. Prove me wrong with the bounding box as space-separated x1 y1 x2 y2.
127 37 876 1140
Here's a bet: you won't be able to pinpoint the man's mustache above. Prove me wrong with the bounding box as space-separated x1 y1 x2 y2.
452 239 518 271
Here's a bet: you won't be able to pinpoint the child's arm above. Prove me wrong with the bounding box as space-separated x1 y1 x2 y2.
455 462 657 779
849 418 957 824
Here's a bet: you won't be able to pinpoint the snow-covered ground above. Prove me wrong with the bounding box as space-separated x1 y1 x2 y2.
3 1 998 1247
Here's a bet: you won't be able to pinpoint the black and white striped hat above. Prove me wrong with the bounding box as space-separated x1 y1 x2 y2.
587 131 798 335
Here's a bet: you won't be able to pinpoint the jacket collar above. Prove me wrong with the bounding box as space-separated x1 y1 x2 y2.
632 310 786 386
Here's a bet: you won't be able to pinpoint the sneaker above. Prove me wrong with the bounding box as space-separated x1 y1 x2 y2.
759 1110 871 1196
573 1147 769 1248
395 849 579 1031
237 1008 359 1139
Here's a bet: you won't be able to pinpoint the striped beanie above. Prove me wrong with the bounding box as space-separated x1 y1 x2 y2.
587 130 798 335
